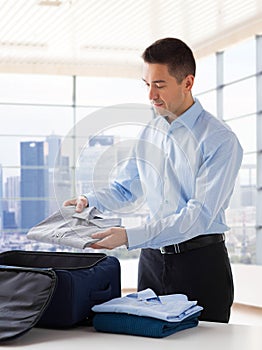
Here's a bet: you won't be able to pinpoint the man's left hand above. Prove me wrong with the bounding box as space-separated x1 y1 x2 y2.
90 227 128 250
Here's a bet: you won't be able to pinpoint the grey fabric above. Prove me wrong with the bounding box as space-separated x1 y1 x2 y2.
27 206 122 249
0 265 56 342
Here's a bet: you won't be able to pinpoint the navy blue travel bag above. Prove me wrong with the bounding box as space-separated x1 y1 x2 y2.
0 250 121 342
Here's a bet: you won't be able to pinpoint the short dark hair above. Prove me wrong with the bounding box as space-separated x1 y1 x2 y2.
142 38 196 83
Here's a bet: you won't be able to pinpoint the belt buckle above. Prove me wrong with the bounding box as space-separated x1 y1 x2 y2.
173 244 181 253
160 247 167 254
160 244 181 254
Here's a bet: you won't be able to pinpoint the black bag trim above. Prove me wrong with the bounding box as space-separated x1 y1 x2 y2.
0 250 107 270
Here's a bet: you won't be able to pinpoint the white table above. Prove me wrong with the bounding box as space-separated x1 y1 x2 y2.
3 322 262 350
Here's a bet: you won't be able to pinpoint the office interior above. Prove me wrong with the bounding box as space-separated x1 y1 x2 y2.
0 0 262 338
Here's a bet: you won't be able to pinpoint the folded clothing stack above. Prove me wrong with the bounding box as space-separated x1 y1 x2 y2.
91 288 203 338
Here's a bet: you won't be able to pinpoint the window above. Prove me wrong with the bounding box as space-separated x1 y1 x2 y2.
193 54 216 94
0 35 261 271
224 38 256 84
223 78 256 120
0 75 151 266
194 35 259 265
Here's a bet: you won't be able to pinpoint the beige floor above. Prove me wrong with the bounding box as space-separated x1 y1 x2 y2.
230 303 262 326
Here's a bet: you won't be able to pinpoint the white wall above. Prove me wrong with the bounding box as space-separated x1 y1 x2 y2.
232 264 262 307
120 260 262 308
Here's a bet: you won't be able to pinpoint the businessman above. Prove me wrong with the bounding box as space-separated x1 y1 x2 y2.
64 38 243 323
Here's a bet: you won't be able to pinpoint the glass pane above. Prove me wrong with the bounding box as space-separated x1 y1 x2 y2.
239 165 257 187
0 74 73 105
76 77 149 106
194 54 216 94
0 136 22 167
75 106 100 123
76 104 154 136
228 165 256 208
226 225 256 264
196 90 217 116
242 152 256 166
0 136 52 171
1 143 74 228
226 155 256 265
73 105 153 222
0 105 73 136
74 105 154 201
223 77 256 119
226 114 256 153
224 37 256 84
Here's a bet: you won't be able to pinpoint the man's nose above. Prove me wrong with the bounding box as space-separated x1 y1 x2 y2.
148 86 159 100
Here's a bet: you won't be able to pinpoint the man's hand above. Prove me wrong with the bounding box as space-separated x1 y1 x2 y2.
63 197 128 249
63 195 88 213
90 227 128 250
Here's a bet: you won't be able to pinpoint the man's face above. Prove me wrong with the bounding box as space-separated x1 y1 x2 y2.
142 63 194 121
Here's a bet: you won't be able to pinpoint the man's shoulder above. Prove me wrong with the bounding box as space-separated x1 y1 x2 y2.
197 109 232 134
197 111 242 157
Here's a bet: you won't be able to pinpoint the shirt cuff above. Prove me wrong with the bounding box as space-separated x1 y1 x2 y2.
125 225 149 250
83 193 96 208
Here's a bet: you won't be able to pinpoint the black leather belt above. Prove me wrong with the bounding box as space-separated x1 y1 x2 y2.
160 233 225 254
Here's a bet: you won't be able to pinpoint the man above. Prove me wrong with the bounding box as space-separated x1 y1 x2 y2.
64 38 243 323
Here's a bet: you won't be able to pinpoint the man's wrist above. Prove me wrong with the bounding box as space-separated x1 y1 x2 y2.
79 195 88 207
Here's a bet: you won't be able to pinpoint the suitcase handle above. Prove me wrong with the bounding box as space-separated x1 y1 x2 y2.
91 284 112 301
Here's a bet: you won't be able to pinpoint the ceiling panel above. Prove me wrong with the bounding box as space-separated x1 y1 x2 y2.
0 0 261 77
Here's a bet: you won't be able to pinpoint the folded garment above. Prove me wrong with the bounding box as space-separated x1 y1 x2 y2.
92 288 203 322
27 206 122 249
92 312 201 338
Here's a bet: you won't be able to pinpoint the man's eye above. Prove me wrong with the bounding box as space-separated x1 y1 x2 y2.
156 85 164 89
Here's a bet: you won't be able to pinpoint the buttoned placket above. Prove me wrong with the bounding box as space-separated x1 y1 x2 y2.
162 126 177 214
161 119 188 219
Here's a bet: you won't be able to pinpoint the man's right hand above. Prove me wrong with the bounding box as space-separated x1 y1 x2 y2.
63 195 88 213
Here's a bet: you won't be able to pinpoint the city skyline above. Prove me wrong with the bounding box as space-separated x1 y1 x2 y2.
0 130 257 263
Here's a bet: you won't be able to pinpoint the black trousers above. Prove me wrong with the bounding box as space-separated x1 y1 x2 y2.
137 241 234 323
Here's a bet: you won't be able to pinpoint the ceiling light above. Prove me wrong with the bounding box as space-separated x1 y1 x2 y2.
38 0 63 6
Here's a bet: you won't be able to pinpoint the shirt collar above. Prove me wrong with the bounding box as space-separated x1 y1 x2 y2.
169 98 203 132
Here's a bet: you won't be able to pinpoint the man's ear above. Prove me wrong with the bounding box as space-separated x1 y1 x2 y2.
184 75 194 91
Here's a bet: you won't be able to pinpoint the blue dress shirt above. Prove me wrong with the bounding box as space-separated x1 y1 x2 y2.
86 98 243 250
92 288 203 322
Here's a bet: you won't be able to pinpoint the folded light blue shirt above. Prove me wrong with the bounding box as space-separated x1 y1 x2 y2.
92 288 203 322
86 98 243 250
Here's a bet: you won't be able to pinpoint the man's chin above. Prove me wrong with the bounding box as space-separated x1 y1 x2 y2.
153 107 177 122
153 106 167 117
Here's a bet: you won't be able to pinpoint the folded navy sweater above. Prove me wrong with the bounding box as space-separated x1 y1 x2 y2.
92 311 201 338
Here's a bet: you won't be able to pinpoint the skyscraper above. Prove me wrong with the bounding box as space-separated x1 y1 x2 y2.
3 176 20 231
5 176 20 219
46 134 61 169
20 141 47 231
77 135 115 195
45 134 71 214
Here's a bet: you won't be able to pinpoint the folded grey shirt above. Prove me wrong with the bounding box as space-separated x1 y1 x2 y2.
27 206 122 249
